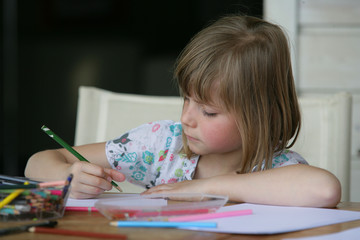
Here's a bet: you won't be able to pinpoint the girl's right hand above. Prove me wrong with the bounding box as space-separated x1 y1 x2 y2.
67 161 125 199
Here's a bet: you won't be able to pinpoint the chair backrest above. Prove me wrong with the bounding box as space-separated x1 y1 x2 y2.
75 87 352 199
291 92 352 201
75 86 183 145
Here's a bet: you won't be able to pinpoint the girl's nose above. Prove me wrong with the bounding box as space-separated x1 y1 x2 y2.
181 100 196 128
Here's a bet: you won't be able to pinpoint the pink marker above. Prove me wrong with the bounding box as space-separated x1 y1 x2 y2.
168 209 252 222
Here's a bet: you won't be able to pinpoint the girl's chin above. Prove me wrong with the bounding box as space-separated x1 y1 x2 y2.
187 144 205 155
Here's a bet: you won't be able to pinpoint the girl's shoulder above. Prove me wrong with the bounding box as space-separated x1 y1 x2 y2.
127 120 182 140
106 120 183 151
272 150 308 168
130 120 181 134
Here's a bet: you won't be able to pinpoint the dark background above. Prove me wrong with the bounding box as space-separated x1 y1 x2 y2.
1 0 263 176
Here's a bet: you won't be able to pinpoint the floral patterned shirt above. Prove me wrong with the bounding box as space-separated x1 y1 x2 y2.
105 120 308 189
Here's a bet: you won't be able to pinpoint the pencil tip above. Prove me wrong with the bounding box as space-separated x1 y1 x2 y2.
115 186 123 192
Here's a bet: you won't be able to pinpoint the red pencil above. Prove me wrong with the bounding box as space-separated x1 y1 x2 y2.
112 208 210 219
28 227 127 239
65 206 99 212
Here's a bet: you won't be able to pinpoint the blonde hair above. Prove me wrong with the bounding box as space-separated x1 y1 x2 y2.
174 15 301 173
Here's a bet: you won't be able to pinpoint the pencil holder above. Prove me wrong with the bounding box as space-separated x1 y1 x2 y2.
0 175 72 222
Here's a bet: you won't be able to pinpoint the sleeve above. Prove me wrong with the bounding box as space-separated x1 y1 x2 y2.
272 150 308 168
105 120 177 188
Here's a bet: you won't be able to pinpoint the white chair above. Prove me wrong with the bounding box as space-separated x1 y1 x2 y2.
75 87 352 200
74 86 183 192
292 92 352 201
75 86 183 145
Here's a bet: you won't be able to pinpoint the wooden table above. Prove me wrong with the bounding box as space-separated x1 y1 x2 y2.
1 202 360 240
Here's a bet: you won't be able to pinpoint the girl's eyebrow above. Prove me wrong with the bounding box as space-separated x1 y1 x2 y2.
201 101 223 111
185 92 222 109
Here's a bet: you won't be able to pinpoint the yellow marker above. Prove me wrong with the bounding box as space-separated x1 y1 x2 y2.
0 182 29 209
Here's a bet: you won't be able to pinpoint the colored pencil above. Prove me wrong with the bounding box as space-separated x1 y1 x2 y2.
112 208 210 220
0 182 30 209
0 189 25 209
0 174 42 185
168 209 253 222
0 220 57 236
0 180 66 189
28 226 127 239
61 174 73 198
137 208 210 217
65 206 99 212
109 221 217 228
41 125 122 192
1 204 31 212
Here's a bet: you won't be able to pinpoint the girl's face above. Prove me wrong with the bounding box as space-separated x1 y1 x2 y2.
181 95 242 156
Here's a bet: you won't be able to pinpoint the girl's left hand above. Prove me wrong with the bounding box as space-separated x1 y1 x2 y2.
141 179 211 195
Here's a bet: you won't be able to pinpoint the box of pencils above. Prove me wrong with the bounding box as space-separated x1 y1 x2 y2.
95 193 228 221
0 174 73 222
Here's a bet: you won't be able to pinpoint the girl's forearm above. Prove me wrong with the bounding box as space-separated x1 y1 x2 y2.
207 164 341 208
24 149 72 181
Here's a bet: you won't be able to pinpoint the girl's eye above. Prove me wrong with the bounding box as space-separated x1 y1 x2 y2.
202 110 217 117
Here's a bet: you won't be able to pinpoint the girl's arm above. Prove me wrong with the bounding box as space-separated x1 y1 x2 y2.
24 142 125 199
143 164 341 208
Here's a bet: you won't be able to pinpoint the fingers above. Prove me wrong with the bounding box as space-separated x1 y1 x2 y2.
104 168 126 182
68 162 115 198
141 184 175 195
141 180 202 197
69 186 104 199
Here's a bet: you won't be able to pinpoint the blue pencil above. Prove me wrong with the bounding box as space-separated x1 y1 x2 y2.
109 221 217 228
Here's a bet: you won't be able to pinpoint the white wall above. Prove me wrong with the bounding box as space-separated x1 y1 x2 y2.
264 0 360 201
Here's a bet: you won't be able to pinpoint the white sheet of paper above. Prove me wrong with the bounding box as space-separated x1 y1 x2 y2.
66 196 360 235
182 203 360 235
66 193 140 207
283 227 360 240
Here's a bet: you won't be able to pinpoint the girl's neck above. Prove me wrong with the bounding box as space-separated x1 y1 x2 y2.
193 151 242 179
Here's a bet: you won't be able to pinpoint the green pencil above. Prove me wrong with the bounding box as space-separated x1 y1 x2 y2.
41 125 122 192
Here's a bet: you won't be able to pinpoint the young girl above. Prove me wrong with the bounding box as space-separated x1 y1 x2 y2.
25 15 341 207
